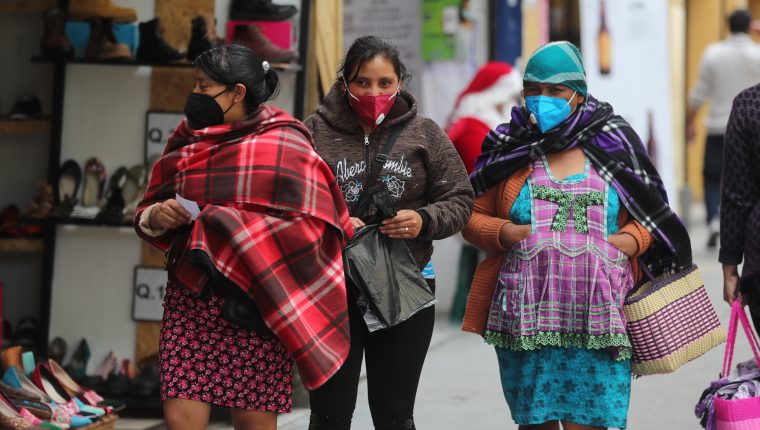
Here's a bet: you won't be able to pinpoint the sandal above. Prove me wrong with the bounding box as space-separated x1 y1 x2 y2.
121 164 147 221
94 167 128 224
55 160 81 207
80 158 106 207
24 180 54 220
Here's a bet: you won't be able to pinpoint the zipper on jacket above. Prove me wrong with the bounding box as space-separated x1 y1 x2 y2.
363 134 370 186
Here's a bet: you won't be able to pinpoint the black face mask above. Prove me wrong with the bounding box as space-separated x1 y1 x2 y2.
183 89 234 130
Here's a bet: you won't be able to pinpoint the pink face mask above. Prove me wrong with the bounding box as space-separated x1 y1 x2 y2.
344 79 399 129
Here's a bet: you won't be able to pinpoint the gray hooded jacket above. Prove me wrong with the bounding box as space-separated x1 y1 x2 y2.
304 82 474 268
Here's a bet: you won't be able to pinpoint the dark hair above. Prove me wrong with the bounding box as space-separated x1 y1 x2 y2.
729 10 752 33
338 36 409 83
194 44 279 113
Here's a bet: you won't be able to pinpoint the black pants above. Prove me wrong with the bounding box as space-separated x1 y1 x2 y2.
308 280 436 430
743 276 760 335
703 134 724 226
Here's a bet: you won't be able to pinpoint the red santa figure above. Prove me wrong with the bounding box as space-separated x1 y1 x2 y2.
446 62 522 173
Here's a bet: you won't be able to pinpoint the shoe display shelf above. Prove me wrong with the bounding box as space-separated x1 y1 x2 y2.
0 116 51 134
0 113 49 253
0 0 57 14
31 56 304 72
0 238 44 253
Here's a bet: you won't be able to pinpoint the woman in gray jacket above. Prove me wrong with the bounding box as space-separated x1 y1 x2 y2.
304 36 474 429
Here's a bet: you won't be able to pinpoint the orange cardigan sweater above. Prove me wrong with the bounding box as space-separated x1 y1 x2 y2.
460 165 653 335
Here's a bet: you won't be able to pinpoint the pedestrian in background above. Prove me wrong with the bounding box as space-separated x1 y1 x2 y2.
304 35 474 430
720 82 760 333
686 9 760 248
463 41 691 429
135 45 353 430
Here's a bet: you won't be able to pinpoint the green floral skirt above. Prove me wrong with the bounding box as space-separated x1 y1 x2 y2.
495 346 631 429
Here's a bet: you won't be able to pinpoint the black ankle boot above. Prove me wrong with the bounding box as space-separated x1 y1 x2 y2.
308 413 352 430
136 18 184 62
374 418 416 430
230 0 297 21
187 15 222 61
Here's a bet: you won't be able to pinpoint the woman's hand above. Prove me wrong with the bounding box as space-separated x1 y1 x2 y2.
608 233 639 257
379 210 422 239
498 223 532 248
723 264 745 305
149 199 192 230
349 217 366 230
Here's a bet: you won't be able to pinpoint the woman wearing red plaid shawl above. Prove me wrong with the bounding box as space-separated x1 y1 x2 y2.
304 36 474 430
134 45 353 430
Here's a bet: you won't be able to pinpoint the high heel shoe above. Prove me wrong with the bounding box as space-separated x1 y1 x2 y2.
62 340 89 381
0 389 51 429
44 361 112 415
30 365 95 426
2 367 73 428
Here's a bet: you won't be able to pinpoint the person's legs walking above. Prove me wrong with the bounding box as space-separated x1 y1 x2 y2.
364 280 436 430
163 398 211 430
308 300 365 430
230 409 277 430
704 134 725 248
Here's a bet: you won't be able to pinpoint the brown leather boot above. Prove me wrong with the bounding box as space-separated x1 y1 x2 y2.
232 23 297 62
86 18 132 61
40 8 74 59
69 0 137 23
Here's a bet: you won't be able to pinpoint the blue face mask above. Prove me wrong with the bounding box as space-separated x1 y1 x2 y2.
525 92 576 133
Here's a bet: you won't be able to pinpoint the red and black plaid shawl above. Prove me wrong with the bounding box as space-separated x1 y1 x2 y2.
135 105 354 390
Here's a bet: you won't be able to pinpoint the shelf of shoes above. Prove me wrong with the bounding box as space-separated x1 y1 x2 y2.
30 57 303 72
0 116 51 135
0 238 44 253
0 0 56 13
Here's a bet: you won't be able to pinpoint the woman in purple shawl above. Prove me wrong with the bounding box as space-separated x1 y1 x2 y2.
462 41 690 429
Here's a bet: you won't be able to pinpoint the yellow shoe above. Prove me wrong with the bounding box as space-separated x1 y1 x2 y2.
68 0 137 23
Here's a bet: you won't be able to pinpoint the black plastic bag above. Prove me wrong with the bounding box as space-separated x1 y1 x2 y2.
343 224 437 332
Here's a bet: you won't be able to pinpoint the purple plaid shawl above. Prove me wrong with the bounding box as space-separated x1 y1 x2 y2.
470 96 691 278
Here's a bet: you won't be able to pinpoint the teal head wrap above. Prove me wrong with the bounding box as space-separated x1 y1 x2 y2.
523 41 587 96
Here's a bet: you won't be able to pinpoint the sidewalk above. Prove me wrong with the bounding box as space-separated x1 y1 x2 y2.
277 206 746 430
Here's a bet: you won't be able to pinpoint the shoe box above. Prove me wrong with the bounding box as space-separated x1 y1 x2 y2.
65 21 138 59
226 20 293 50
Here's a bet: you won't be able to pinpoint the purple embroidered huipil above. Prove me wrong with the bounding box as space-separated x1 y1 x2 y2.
485 156 635 360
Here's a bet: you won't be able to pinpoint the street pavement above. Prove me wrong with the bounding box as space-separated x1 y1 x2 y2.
275 207 747 430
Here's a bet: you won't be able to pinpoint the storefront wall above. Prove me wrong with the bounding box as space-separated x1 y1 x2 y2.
0 0 300 371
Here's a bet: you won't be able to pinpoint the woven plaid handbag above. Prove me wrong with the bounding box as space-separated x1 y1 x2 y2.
624 263 726 375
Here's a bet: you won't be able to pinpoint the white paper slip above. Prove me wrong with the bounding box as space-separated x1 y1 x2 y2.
175 193 201 221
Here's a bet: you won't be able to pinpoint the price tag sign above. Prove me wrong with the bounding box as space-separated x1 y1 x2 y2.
145 111 184 165
132 266 168 322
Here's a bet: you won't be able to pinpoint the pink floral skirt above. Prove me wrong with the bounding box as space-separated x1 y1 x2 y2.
159 283 294 412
